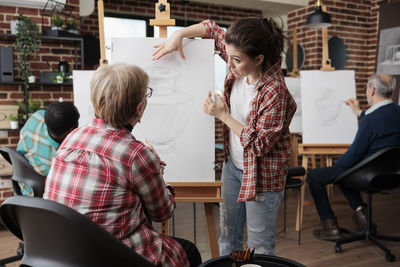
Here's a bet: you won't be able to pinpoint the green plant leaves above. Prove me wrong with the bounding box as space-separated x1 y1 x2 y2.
14 14 41 89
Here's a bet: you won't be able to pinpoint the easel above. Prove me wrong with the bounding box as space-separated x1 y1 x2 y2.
290 27 300 77
160 182 223 259
149 1 222 258
320 5 335 71
291 5 339 232
295 144 350 231
169 182 222 258
149 0 175 38
96 0 223 258
97 0 107 65
289 26 300 166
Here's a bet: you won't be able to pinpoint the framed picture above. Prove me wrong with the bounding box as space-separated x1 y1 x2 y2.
376 1 400 104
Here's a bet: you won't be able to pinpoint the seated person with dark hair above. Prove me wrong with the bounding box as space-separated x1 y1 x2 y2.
308 73 400 240
17 102 80 196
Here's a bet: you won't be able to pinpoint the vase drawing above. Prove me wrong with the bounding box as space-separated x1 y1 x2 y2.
314 89 342 126
138 65 193 153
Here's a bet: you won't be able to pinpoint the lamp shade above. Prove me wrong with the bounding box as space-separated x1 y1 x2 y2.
306 5 332 29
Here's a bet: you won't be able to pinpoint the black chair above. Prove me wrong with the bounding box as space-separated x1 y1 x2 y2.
0 147 46 267
278 166 305 245
333 146 400 262
0 195 156 267
0 147 46 197
199 253 305 267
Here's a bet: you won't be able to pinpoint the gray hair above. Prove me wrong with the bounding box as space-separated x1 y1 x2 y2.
367 73 395 98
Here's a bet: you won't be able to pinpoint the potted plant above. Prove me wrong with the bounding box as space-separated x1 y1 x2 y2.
51 14 64 30
66 18 79 34
8 114 19 129
14 14 41 92
18 98 42 120
51 71 65 83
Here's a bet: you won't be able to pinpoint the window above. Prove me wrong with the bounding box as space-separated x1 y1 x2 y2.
104 17 146 62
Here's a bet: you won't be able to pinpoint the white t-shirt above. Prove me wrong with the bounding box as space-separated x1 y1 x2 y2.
229 77 258 170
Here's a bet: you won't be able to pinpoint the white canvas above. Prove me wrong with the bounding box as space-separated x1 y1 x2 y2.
73 70 95 127
110 37 215 182
284 77 302 133
300 70 358 144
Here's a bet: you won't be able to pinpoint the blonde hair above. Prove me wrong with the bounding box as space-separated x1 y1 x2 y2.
90 63 149 128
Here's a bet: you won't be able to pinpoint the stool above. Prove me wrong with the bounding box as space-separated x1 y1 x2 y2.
278 167 305 245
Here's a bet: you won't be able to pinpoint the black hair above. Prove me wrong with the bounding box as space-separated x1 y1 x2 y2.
44 102 80 137
225 17 288 72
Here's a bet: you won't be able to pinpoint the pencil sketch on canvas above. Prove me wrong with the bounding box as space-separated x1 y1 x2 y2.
110 37 215 182
73 70 95 127
284 77 302 133
377 26 400 75
300 70 358 144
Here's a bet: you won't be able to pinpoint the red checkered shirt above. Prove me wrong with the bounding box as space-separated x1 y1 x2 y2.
44 118 189 267
202 20 297 201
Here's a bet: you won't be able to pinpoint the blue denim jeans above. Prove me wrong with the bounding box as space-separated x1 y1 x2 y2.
218 157 284 256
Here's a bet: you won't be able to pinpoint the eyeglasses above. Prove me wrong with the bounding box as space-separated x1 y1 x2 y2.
145 87 153 98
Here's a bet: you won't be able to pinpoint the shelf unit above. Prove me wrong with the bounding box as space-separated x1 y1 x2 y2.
0 33 84 69
0 33 84 122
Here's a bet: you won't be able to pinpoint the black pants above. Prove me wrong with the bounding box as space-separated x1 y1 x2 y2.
307 166 364 221
173 237 202 267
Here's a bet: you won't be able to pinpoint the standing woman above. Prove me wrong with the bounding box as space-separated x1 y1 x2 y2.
153 18 296 255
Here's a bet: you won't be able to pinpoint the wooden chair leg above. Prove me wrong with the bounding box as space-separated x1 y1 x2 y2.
296 156 308 232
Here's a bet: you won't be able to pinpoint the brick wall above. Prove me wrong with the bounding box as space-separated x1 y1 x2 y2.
0 0 80 128
287 0 380 109
0 0 79 202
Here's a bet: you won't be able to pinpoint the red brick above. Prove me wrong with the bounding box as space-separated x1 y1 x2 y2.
0 6 16 13
10 138 19 145
17 7 39 16
0 139 8 145
9 93 23 99
31 93 51 99
2 191 14 198
7 130 20 137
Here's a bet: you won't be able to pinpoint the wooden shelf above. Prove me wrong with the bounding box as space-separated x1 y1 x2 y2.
0 81 72 86
0 33 83 43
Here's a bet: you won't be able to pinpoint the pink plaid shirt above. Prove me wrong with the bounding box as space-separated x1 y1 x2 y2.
202 20 297 201
44 118 189 267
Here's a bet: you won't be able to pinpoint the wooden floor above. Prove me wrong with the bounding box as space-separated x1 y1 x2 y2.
1 186 400 266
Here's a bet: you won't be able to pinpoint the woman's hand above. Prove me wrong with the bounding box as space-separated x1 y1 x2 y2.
152 30 185 60
202 91 229 122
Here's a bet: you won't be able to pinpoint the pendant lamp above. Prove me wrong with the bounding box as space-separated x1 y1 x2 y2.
306 0 332 29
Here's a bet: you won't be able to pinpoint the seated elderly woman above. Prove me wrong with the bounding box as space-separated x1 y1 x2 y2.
44 63 201 267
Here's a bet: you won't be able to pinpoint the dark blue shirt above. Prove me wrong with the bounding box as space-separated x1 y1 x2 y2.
335 103 400 169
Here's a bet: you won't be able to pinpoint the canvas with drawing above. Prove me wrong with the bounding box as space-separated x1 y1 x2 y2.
285 77 302 133
300 70 358 144
74 38 215 182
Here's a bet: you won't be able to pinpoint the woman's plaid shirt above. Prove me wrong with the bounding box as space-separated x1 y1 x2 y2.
202 20 297 201
44 118 189 266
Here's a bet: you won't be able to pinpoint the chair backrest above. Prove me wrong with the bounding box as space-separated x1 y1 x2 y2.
288 166 306 177
0 196 156 267
0 147 46 197
333 146 400 193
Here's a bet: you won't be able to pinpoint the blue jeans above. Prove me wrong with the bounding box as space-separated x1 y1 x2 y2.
307 166 364 220
218 157 284 256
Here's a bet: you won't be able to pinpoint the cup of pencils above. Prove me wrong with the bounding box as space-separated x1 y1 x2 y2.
230 248 255 267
